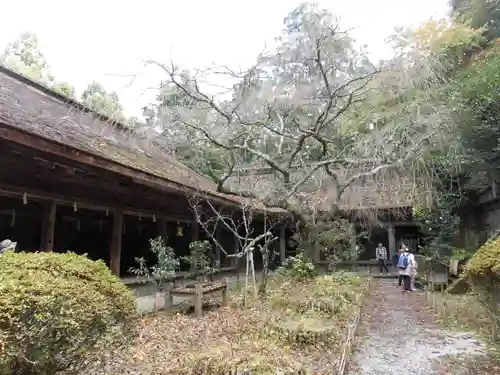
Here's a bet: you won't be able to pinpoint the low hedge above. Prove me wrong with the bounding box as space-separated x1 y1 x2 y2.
0 251 138 375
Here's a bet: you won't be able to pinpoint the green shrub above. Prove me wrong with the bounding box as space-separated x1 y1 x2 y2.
276 253 317 281
463 237 500 283
0 251 138 375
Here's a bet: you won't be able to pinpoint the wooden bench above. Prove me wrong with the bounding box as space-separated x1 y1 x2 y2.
165 278 229 318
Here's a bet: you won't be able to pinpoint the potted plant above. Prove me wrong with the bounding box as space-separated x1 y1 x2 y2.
129 236 179 311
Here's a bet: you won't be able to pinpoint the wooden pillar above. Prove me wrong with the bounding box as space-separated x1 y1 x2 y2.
233 230 239 268
215 224 221 267
192 215 199 242
350 223 357 253
40 201 56 251
109 210 123 277
388 223 396 260
157 217 167 245
279 226 286 264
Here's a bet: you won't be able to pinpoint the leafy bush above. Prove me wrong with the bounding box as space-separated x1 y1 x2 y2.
276 252 316 281
129 236 179 292
463 237 500 282
0 251 138 375
182 240 215 280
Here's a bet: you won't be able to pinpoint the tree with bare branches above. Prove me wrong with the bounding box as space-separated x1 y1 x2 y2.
186 186 284 298
144 4 472 261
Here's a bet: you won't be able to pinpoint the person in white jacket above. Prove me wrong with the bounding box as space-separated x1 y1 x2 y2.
397 246 415 292
408 250 418 291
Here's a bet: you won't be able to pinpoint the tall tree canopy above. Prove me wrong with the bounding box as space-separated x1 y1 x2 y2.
0 32 129 123
145 4 475 221
0 32 76 98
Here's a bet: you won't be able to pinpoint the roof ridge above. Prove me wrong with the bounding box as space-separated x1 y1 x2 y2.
0 65 218 186
0 64 132 133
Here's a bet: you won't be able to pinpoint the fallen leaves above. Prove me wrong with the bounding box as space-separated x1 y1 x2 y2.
72 274 367 375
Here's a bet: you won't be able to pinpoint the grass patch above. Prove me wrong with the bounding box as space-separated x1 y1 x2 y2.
432 292 498 345
73 273 367 375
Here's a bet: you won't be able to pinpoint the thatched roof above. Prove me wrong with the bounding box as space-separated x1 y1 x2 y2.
226 164 432 213
0 67 288 215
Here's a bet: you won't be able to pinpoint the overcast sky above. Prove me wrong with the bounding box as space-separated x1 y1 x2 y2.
1 0 450 117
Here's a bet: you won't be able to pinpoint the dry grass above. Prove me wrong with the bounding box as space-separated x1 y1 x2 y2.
75 273 367 375
431 293 497 343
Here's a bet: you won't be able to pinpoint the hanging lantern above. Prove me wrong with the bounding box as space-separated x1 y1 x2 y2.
73 201 78 212
152 214 156 223
176 222 183 236
22 193 28 205
10 209 16 227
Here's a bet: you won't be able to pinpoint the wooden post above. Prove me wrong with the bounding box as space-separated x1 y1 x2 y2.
222 277 229 306
109 210 123 277
194 283 203 318
40 201 57 251
192 209 199 242
279 226 286 264
165 282 174 311
350 224 357 254
233 231 239 268
215 224 221 267
388 223 396 261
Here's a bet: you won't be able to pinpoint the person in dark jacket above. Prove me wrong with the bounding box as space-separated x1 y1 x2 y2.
393 246 404 287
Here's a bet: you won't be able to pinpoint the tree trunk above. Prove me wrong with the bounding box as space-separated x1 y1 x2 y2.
259 247 269 294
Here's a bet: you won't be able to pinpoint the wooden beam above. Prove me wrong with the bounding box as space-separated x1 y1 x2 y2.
0 124 240 208
0 183 193 224
40 201 56 251
109 210 123 276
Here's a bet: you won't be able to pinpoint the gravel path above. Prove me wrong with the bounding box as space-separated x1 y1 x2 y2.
349 279 486 375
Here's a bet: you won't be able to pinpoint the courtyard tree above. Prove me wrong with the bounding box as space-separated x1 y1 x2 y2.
145 5 477 261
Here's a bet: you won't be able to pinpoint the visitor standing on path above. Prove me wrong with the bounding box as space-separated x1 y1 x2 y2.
408 248 418 291
397 246 414 292
375 243 389 275
395 245 404 287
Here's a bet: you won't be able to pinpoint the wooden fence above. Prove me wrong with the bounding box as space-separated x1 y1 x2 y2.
336 277 372 375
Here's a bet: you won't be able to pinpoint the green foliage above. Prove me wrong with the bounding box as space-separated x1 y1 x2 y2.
462 236 500 317
0 251 137 375
453 42 500 173
463 236 500 281
293 218 365 264
451 247 474 261
451 0 500 42
129 237 179 292
182 240 215 279
412 191 463 261
81 81 125 120
276 252 317 281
